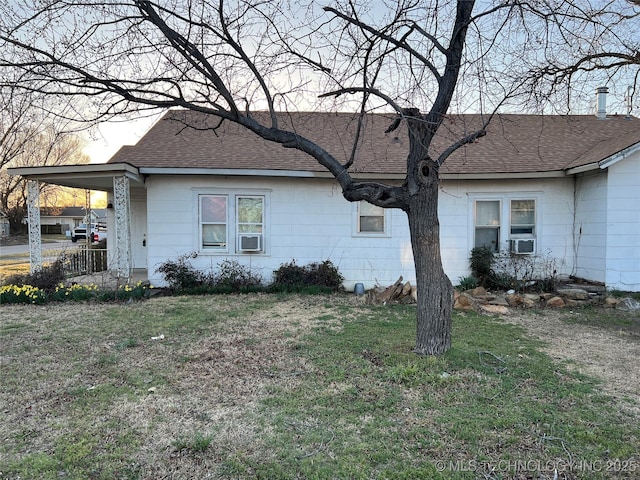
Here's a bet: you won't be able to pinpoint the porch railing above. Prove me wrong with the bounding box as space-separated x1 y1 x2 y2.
42 244 108 278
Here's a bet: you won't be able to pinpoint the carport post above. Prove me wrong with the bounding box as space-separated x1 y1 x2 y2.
26 179 42 273
113 175 131 278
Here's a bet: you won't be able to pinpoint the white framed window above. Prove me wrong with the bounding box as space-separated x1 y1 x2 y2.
200 195 228 250
474 200 500 251
236 196 264 252
510 199 535 237
197 190 268 254
354 200 390 236
472 195 538 254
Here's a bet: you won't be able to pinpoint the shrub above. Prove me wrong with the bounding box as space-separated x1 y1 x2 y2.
307 260 344 289
155 253 203 290
469 246 494 286
271 260 307 287
271 260 344 292
3 260 66 293
213 259 262 291
456 276 477 291
470 245 558 292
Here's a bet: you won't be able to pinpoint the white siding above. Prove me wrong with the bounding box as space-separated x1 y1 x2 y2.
145 176 416 289
144 175 577 290
574 171 608 283
441 178 575 282
605 155 640 291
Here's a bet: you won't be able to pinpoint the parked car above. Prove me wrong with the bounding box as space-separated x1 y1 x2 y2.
71 223 107 243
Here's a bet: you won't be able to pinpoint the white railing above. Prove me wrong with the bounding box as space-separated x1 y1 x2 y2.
42 243 108 277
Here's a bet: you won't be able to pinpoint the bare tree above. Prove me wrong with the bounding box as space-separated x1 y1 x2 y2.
0 1 637 354
0 89 89 233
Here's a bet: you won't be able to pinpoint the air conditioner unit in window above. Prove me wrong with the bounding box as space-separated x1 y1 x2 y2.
238 234 262 252
510 238 536 255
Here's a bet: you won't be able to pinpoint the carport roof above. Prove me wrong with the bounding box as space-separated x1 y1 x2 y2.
7 163 144 192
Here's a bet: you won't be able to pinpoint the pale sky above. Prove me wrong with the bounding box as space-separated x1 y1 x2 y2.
82 114 161 164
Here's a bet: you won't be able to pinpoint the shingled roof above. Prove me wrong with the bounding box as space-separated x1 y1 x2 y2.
107 110 640 177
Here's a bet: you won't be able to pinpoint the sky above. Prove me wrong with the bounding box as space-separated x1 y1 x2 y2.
82 114 162 164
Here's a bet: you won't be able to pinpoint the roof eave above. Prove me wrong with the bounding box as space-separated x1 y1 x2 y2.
598 142 640 170
139 167 567 180
565 163 600 175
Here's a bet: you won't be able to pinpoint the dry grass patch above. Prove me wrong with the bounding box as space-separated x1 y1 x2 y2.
1 294 639 479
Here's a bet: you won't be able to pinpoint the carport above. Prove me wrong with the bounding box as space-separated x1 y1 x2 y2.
7 163 145 281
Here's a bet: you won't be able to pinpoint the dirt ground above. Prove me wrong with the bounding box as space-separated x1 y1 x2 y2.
502 308 640 414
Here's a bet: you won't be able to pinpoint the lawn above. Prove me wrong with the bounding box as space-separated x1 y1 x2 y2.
1 294 638 479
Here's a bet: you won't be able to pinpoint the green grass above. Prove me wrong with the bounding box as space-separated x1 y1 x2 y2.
1 294 638 479
556 304 640 334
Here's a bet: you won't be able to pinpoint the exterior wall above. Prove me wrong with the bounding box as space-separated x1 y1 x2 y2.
574 171 608 283
605 155 640 291
443 177 575 281
145 175 415 289
130 193 148 270
144 174 577 290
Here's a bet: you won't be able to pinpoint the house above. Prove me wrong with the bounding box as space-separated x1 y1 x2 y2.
0 211 9 237
9 98 640 292
38 207 107 234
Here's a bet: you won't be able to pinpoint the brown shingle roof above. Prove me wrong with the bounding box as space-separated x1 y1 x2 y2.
107 110 640 175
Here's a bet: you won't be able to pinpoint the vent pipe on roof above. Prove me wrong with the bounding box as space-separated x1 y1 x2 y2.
625 86 633 119
596 86 608 119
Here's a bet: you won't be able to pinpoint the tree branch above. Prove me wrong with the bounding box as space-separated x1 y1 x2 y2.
323 6 442 82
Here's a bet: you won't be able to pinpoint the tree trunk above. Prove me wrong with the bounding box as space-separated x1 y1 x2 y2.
407 158 454 355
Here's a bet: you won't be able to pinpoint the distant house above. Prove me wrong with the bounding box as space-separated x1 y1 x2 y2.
9 99 640 291
0 211 9 237
39 207 107 234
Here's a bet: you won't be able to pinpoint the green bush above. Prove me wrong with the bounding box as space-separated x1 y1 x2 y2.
3 260 66 293
271 260 344 292
155 253 203 290
213 259 263 291
456 276 477 291
469 247 494 286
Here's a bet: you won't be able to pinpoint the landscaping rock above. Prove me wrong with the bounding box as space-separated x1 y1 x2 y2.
616 297 640 312
605 297 619 308
547 296 565 308
480 304 510 315
468 286 488 298
506 294 524 307
488 296 509 307
454 292 474 311
556 288 590 301
524 293 541 303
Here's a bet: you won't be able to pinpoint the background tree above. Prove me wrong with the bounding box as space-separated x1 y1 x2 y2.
0 88 89 233
0 1 637 354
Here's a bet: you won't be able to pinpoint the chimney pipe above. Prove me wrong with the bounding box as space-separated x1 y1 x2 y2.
596 86 608 119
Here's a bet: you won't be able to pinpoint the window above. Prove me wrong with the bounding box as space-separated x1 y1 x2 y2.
198 192 267 253
236 196 264 251
510 199 535 236
358 201 385 233
472 196 538 254
200 195 227 250
474 200 500 251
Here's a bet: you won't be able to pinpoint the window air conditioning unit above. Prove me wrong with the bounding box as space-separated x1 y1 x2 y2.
238 234 262 252
510 238 535 255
